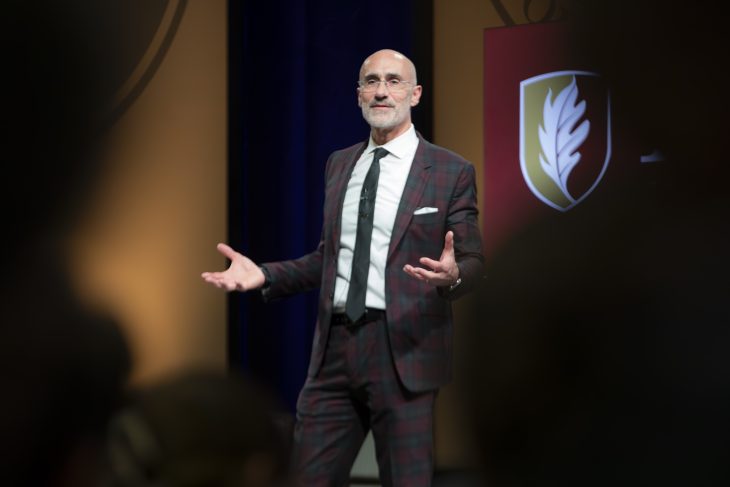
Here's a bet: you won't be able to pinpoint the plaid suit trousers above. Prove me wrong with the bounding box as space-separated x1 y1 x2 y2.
292 315 436 487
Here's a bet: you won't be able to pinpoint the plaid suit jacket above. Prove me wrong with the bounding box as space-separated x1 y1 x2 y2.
262 133 484 392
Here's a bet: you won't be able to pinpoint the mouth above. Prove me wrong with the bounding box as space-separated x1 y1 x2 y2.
370 104 393 110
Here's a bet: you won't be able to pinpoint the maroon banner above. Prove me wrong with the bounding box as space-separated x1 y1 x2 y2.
483 22 647 261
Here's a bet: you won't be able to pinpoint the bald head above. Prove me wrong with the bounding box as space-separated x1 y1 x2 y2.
360 49 417 84
357 48 422 143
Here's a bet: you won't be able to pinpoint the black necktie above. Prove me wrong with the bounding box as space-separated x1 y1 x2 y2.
345 147 388 323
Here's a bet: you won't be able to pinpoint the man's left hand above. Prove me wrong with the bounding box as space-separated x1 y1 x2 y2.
403 231 460 287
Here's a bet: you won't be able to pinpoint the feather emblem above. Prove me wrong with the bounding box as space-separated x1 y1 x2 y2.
538 76 590 202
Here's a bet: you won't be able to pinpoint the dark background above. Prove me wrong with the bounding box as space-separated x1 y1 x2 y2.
228 0 433 411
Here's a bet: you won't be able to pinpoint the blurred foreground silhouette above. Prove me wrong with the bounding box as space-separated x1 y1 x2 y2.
2 3 131 485
461 1 730 485
104 369 291 487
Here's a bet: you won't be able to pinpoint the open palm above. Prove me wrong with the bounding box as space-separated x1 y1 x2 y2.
403 231 459 287
201 243 265 292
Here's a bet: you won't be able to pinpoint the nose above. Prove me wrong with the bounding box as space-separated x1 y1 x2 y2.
374 80 389 97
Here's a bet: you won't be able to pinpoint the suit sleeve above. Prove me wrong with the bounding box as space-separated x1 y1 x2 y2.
259 240 324 301
438 162 485 300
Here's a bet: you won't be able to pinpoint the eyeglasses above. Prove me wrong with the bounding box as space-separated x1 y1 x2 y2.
357 78 413 93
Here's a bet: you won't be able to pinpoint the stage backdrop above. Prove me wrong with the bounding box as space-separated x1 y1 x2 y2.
482 20 650 260
71 0 228 385
433 0 662 469
228 0 432 412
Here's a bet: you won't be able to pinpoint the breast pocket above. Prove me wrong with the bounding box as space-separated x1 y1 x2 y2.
406 210 446 259
411 210 442 225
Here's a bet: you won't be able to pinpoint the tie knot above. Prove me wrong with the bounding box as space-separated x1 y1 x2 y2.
372 148 388 162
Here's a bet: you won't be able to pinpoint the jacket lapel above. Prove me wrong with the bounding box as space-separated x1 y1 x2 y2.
387 136 431 261
330 141 367 252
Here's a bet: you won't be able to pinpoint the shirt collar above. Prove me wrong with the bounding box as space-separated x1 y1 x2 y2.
366 124 418 160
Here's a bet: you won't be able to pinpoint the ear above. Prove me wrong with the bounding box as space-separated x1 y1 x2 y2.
357 87 363 107
410 85 423 107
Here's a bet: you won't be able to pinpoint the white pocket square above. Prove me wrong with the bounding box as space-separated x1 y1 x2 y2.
413 207 438 215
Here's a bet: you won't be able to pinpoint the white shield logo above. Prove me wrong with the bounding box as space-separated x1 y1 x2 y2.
520 71 611 211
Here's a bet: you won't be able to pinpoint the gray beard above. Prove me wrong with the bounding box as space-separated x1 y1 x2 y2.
361 105 401 129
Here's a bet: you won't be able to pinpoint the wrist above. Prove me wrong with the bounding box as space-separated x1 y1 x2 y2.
449 264 462 291
448 276 462 291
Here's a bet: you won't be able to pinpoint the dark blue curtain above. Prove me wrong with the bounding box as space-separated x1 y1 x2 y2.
228 1 429 411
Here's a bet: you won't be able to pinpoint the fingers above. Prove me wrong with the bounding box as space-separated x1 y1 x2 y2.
201 273 234 291
403 264 445 285
443 231 454 253
201 272 223 285
419 257 443 271
203 243 249 292
201 271 225 283
403 264 431 281
416 231 455 272
216 242 239 261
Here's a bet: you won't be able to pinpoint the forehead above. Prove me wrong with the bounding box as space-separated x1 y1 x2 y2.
360 53 411 79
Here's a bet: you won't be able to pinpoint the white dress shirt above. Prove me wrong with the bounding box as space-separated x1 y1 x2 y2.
333 124 419 312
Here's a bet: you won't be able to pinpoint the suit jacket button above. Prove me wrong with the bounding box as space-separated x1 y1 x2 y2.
329 292 334 299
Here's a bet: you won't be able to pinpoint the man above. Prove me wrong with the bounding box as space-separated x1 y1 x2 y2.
202 49 484 486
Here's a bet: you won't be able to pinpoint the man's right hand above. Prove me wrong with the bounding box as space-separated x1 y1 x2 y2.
201 243 265 292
